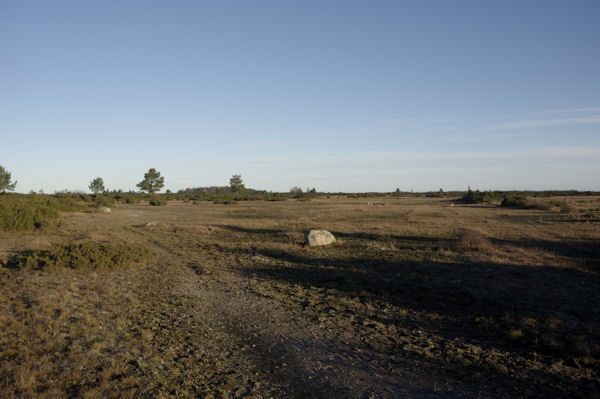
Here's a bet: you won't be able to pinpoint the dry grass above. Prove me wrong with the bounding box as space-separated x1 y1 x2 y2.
0 196 599 397
454 229 493 252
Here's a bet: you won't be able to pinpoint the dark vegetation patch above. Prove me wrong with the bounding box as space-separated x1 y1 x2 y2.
550 200 574 214
6 242 154 271
149 197 167 206
125 195 141 204
500 194 528 207
0 194 85 231
213 198 237 205
91 195 115 208
461 188 533 209
461 188 503 204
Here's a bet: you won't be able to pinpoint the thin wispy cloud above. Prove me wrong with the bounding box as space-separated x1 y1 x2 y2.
536 107 600 115
448 132 531 143
485 106 600 130
199 146 600 169
359 146 600 163
489 117 600 130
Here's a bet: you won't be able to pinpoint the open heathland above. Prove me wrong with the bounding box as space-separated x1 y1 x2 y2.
1 195 599 398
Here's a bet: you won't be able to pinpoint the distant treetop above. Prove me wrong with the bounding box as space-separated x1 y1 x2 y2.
137 168 165 194
229 174 244 192
89 177 106 195
0 165 17 193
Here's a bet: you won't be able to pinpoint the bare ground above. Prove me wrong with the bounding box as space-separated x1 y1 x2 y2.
1 197 599 397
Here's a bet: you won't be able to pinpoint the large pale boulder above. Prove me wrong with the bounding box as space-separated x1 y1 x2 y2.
305 230 336 247
97 206 111 213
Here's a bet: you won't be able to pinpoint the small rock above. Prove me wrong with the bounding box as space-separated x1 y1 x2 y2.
144 221 158 227
97 206 111 213
305 230 336 247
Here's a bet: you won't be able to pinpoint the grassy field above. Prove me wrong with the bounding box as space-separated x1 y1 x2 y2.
1 195 599 398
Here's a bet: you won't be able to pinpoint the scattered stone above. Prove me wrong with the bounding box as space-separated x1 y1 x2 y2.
305 230 336 247
97 206 111 213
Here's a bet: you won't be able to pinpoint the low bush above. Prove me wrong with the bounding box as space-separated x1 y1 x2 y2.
149 197 167 206
0 194 84 231
8 242 154 271
264 194 287 201
125 195 142 204
461 188 501 204
91 195 114 208
454 229 493 252
501 195 528 207
213 198 237 205
550 200 573 214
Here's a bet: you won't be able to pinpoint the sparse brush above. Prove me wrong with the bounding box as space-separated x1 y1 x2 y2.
125 195 142 204
149 197 167 206
501 195 528 207
91 195 114 208
454 229 492 252
0 194 84 231
550 200 573 214
461 188 501 204
523 202 552 211
8 242 154 271
213 198 237 205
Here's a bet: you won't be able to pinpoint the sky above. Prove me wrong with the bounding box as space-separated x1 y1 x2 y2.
1 0 599 193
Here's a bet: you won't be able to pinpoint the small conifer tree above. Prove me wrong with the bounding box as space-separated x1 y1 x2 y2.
89 177 106 195
137 168 165 194
0 165 17 193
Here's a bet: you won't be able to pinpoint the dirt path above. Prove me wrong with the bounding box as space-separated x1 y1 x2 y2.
138 231 464 399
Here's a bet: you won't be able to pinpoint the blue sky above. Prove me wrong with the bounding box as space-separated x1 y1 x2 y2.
1 1 599 193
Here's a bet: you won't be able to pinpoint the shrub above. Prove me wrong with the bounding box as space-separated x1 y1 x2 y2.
213 198 237 205
92 195 114 208
0 194 84 231
149 197 167 206
125 195 141 204
454 229 493 252
550 200 573 214
0 199 59 230
290 186 303 197
8 242 154 271
265 194 287 201
501 195 528 207
461 188 501 204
